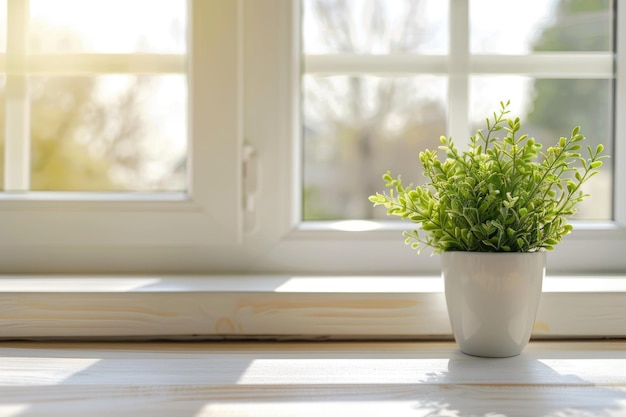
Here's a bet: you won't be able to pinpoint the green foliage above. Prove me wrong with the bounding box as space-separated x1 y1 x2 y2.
369 101 607 253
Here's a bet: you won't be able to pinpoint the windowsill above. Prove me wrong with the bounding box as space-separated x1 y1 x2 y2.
1 275 625 340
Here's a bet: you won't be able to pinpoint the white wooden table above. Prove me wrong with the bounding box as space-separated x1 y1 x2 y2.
1 341 625 416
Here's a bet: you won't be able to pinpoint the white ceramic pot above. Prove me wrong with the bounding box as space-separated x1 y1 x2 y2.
441 251 545 358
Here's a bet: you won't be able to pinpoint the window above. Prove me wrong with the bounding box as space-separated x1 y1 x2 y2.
0 0 624 274
6 0 187 192
244 0 626 275
0 0 624 341
301 0 614 222
0 0 242 272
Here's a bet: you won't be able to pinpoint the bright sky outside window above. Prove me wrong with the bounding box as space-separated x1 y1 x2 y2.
1 0 187 192
301 0 614 222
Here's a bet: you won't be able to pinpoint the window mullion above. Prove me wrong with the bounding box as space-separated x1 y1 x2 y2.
304 54 447 75
5 0 30 192
448 0 469 143
471 54 614 78
26 54 186 74
304 54 611 78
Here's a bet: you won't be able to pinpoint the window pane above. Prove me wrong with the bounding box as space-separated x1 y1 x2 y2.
303 0 448 55
30 75 186 192
470 76 613 220
471 0 613 54
303 75 446 220
29 0 186 53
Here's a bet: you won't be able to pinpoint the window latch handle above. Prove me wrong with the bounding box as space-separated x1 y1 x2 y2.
242 144 258 213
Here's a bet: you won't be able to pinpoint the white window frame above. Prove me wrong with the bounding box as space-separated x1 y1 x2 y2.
243 0 626 275
0 0 623 274
0 0 244 273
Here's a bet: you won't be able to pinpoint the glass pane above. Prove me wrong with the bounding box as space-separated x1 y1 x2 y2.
471 0 613 54
470 76 613 220
29 0 186 53
303 75 447 220
30 75 187 192
302 0 448 55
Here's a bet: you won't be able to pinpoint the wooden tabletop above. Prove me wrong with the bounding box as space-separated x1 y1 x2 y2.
1 340 625 416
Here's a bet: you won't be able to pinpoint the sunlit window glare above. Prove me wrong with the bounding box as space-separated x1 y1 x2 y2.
328 220 384 232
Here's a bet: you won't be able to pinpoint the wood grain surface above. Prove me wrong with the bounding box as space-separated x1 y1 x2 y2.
0 340 625 416
1 276 625 339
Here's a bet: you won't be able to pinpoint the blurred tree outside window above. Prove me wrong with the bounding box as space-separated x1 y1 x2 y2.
0 0 187 192
302 0 614 221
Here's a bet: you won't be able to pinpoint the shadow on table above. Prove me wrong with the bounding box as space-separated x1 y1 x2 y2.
415 352 626 417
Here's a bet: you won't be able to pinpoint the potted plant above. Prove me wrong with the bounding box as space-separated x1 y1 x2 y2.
369 101 606 357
